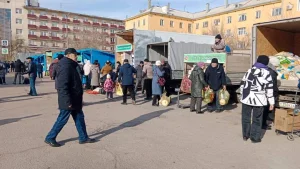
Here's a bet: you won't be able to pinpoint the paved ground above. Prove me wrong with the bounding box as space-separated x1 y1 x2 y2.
0 73 299 169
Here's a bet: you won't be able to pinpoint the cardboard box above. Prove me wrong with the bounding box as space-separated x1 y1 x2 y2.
275 109 300 133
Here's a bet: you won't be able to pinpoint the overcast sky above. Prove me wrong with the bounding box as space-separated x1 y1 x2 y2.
38 0 242 20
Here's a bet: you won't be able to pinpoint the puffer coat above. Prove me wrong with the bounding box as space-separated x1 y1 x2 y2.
189 66 208 97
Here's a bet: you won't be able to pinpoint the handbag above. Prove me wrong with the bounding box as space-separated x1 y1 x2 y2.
155 68 165 86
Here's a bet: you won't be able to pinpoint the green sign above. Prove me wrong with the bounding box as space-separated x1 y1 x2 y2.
116 44 132 52
184 53 227 63
2 48 8 55
77 55 82 61
45 51 52 57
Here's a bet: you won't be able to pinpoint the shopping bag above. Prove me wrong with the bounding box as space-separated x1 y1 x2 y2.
180 76 191 93
159 93 171 107
219 89 230 106
203 89 214 104
115 83 123 96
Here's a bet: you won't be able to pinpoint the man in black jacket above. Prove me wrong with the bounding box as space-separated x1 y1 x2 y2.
134 61 144 93
205 58 226 113
161 60 172 97
23 57 37 96
13 59 23 84
45 48 95 147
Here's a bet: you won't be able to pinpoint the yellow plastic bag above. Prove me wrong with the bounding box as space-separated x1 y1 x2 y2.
115 83 123 96
219 89 230 106
203 89 214 104
159 93 171 107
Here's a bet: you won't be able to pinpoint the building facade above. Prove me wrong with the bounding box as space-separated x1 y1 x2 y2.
125 0 300 49
0 0 125 54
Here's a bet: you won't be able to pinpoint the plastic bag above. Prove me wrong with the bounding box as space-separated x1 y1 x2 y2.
203 89 214 104
115 83 123 96
219 89 230 106
159 93 171 107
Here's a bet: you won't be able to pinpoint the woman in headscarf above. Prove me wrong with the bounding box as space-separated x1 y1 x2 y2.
90 61 100 90
152 60 165 106
189 62 208 114
211 34 226 53
83 60 92 89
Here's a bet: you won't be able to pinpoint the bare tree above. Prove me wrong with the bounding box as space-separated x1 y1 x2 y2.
8 36 28 61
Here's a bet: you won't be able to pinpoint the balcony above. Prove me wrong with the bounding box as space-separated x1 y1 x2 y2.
39 25 49 30
110 33 115 36
51 17 60 22
28 24 37 29
62 28 71 32
101 23 109 28
28 34 38 39
73 29 80 32
118 25 125 29
39 15 48 20
83 21 91 25
51 27 60 31
40 36 50 40
102 32 109 36
51 37 61 41
62 18 71 23
110 41 115 45
27 14 37 19
93 22 100 27
110 24 118 29
74 38 80 41
73 20 81 24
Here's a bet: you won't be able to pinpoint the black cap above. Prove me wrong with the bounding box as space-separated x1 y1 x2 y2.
257 55 269 66
57 54 64 60
215 34 222 40
65 48 80 55
211 58 219 64
106 60 110 64
144 59 149 62
26 57 33 60
140 61 144 64
124 59 129 63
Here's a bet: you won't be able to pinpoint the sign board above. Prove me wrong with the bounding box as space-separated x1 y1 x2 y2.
1 40 8 47
184 53 227 63
45 51 52 57
116 44 132 52
2 48 8 54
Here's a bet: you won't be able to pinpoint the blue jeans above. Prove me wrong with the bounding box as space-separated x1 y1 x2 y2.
207 90 222 110
29 76 37 96
45 109 88 142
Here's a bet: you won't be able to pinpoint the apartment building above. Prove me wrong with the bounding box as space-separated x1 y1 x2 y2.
0 0 125 53
125 0 300 49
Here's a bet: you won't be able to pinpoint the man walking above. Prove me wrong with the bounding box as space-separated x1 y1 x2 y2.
135 61 144 93
45 48 95 147
205 58 226 113
143 59 153 100
24 57 37 96
118 59 137 105
13 59 23 84
10 61 15 72
240 55 274 143
37 62 43 78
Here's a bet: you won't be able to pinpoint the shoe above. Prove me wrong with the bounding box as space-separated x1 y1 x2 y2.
13 83 16 85
190 109 196 112
144 97 151 101
132 100 136 105
208 109 214 113
44 139 61 147
121 102 127 105
27 93 32 96
197 111 204 114
152 104 159 107
79 138 96 144
215 109 222 113
262 125 272 130
243 137 249 141
250 139 261 143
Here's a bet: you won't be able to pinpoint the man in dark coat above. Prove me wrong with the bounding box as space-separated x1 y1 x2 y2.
10 61 15 72
118 59 137 105
53 54 64 89
190 62 208 114
161 60 172 97
205 58 226 112
45 48 95 147
23 57 37 96
37 62 43 78
13 59 24 84
135 61 144 93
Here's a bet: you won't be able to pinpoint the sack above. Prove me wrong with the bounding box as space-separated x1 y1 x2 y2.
158 77 166 86
203 89 214 103
218 89 230 106
180 76 191 93
115 83 123 96
159 93 171 107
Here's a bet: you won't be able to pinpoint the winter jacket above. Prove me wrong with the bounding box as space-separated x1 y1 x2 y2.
56 57 83 111
37 63 43 73
50 59 59 79
189 66 208 97
135 65 143 79
24 62 37 78
90 65 100 86
104 79 114 92
212 39 225 53
240 63 275 107
268 67 279 98
205 64 226 91
10 62 15 68
118 63 136 85
14 59 23 72
101 64 112 76
0 62 6 77
143 62 153 79
161 63 171 80
152 66 165 95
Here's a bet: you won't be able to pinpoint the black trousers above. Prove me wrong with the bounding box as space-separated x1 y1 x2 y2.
122 85 135 103
13 72 22 84
0 76 5 84
190 97 202 112
152 95 161 105
163 80 172 97
144 79 152 99
242 104 264 141
38 72 43 78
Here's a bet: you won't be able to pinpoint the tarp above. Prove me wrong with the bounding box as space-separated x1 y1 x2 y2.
53 48 115 68
31 54 47 71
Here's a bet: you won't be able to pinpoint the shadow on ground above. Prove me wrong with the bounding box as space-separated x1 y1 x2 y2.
0 92 57 100
0 114 42 126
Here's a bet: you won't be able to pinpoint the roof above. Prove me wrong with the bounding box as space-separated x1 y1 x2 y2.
126 0 280 21
24 6 124 22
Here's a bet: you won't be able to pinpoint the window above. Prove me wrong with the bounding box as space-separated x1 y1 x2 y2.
83 26 87 30
93 19 98 23
74 16 78 20
16 18 22 24
226 29 231 36
111 47 114 51
143 19 146 26
29 10 34 14
40 21 47 26
52 22 58 27
63 24 69 28
256 10 261 19
16 8 22 14
214 19 220 26
238 27 246 35
83 18 88 22
237 42 245 49
170 21 174 27
29 20 35 25
111 38 115 43
272 8 282 16
29 40 35 45
188 24 192 33
16 29 23 35
102 29 107 32
239 14 247 22
110 29 115 33
160 19 164 26
196 23 199 29
41 41 47 46
203 21 208 28
40 12 47 16
41 31 47 36
52 13 57 17
51 32 57 37
29 30 35 35
227 16 232 24
138 20 140 27
53 42 58 47
179 22 183 28
63 14 68 19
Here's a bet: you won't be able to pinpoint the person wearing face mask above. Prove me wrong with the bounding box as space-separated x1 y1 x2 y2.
211 34 226 53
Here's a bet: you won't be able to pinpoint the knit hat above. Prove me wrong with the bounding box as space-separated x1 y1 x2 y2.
197 62 205 68
215 34 222 40
107 74 111 79
257 55 269 66
156 60 161 66
57 54 64 60
211 58 219 64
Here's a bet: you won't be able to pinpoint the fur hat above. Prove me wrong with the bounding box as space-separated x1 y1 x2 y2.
257 55 269 66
